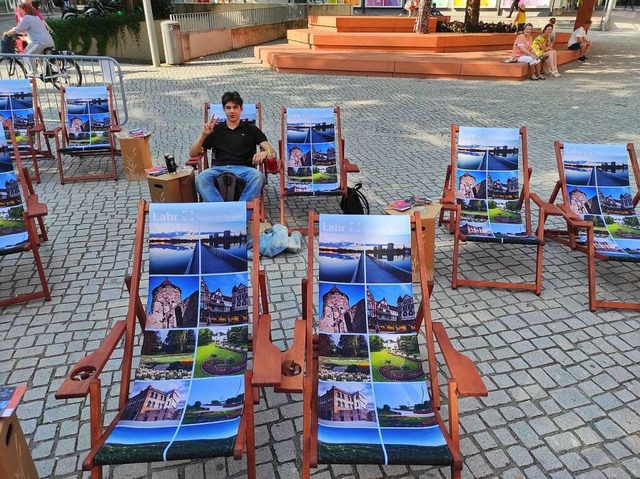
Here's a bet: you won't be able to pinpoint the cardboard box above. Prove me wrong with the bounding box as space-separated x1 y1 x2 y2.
115 132 153 181
147 168 197 203
0 412 38 479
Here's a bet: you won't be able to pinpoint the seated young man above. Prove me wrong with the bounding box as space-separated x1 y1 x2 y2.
189 91 277 203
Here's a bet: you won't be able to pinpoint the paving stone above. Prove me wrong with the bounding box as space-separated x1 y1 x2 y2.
1 20 638 479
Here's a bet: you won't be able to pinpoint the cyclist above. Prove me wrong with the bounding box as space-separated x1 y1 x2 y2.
3 3 55 75
14 0 51 53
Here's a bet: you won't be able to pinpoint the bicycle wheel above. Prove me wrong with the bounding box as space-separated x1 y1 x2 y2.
8 58 28 79
49 58 82 90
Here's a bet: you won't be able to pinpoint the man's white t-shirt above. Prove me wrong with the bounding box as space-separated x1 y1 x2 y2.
568 27 586 47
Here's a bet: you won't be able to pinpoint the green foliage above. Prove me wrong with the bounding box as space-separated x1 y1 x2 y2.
198 328 213 346
369 335 383 352
48 13 143 56
436 20 517 34
7 206 24 220
226 326 248 348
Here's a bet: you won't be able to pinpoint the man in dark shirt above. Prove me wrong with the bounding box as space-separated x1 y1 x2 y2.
189 91 277 203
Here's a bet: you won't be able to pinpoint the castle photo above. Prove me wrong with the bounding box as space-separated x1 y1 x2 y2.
146 276 199 329
319 283 366 333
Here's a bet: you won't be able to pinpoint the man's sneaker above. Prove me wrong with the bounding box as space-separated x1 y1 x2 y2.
582 56 588 61
578 56 586 62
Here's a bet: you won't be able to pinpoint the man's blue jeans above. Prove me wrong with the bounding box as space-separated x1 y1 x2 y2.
195 165 265 203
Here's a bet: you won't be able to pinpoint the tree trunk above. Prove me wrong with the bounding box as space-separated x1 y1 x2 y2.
124 0 134 14
465 0 480 25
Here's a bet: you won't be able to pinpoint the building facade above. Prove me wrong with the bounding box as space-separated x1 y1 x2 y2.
318 385 374 422
122 385 182 422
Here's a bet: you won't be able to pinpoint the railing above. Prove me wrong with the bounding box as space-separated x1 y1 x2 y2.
170 4 308 33
0 52 128 126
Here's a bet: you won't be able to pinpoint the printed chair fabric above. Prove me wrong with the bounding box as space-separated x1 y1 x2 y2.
0 79 36 153
316 214 451 466
562 143 640 261
0 136 27 254
455 127 538 245
95 202 250 465
285 108 341 196
64 86 112 151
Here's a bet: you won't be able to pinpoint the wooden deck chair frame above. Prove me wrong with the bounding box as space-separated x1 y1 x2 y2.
277 107 359 231
2 78 54 184
544 141 640 311
439 124 561 294
0 119 50 307
186 102 267 221
55 199 302 479
51 85 120 184
301 211 487 479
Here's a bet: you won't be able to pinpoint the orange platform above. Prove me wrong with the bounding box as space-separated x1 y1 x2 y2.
255 16 580 81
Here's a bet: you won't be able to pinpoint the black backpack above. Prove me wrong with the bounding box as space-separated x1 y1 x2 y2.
340 183 370 215
215 173 246 202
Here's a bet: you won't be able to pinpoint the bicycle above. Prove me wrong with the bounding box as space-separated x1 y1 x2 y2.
40 48 83 90
38 0 56 15
1 38 83 89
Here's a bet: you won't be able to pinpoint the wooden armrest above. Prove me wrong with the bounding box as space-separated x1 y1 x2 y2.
530 192 562 216
26 196 47 218
433 322 487 398
45 126 62 137
274 320 305 394
55 320 127 399
251 313 283 387
557 204 591 228
440 190 455 205
343 158 360 173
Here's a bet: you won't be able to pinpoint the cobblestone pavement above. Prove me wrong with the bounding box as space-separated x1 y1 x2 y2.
1 11 640 479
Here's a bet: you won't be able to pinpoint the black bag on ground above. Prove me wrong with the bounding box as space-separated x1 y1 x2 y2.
340 182 370 215
215 173 246 202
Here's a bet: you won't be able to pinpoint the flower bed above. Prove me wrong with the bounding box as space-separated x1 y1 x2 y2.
436 21 517 34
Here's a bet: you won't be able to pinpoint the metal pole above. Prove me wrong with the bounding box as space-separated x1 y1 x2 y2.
142 0 161 67
601 0 616 30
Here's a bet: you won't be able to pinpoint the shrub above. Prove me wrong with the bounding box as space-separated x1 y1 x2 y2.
436 21 517 34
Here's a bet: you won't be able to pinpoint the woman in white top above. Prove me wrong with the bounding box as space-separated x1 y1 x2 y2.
3 3 55 74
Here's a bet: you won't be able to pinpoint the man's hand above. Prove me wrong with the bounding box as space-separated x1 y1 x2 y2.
252 151 268 165
201 116 218 136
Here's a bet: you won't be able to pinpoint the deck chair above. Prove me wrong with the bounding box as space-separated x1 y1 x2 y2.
302 212 487 479
0 78 53 184
544 142 640 311
51 85 120 184
439 125 560 294
186 102 268 221
278 107 359 229
55 199 304 478
0 118 49 307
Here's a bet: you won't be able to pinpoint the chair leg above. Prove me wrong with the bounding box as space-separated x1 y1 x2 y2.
587 251 597 312
37 216 48 242
534 243 543 296
451 234 460 289
56 151 65 185
32 245 51 301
